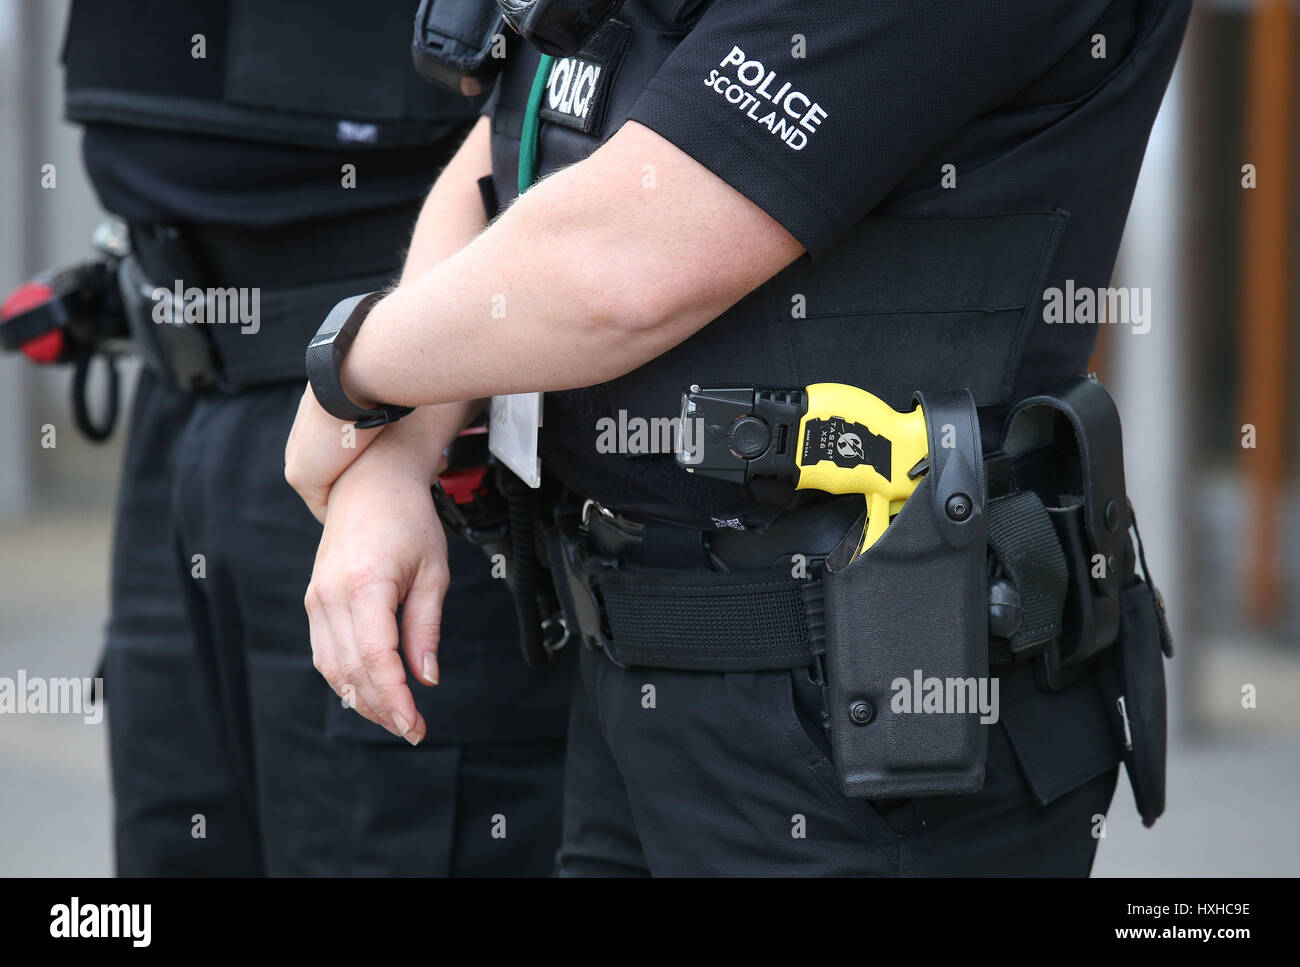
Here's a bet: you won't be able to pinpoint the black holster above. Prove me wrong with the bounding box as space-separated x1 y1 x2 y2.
821 389 990 798
814 378 1171 811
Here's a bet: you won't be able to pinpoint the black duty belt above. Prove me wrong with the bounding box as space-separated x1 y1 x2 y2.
548 380 1163 692
593 561 829 672
551 470 1079 676
119 205 418 392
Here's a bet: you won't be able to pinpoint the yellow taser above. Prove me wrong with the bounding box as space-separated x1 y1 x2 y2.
793 383 929 554
679 382 930 555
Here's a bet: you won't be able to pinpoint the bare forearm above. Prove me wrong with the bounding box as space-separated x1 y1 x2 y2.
370 116 492 471
345 201 660 407
341 122 803 410
351 397 483 484
400 116 493 284
311 116 493 497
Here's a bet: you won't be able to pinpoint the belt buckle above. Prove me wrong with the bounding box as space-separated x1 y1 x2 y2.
580 497 616 531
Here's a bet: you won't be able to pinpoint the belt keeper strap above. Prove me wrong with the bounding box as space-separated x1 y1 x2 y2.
987 490 1069 654
594 567 825 671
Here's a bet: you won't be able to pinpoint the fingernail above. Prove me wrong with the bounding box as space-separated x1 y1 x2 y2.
393 712 412 736
422 653 439 686
405 731 422 747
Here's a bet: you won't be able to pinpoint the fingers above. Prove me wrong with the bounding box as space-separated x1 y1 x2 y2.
306 573 425 744
349 580 427 745
299 449 452 745
306 586 385 726
401 569 448 688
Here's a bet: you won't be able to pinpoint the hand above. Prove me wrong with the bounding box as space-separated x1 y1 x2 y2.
304 453 449 744
284 386 383 522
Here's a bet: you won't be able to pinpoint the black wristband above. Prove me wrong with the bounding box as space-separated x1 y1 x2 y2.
305 292 414 429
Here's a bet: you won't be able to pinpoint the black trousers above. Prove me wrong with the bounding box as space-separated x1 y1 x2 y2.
105 370 570 875
557 642 1120 876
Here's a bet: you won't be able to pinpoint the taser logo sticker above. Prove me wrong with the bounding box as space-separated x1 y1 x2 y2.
705 46 828 150
837 432 865 461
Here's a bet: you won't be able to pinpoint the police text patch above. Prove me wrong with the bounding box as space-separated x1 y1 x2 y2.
704 46 829 151
539 19 631 136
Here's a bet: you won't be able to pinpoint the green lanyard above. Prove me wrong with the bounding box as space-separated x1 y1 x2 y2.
518 54 555 195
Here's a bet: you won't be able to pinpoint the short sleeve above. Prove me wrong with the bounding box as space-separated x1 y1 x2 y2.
627 0 1114 258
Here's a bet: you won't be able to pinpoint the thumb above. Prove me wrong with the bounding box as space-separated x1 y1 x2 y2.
402 569 447 687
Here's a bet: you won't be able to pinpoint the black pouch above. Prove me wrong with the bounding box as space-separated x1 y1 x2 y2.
1000 377 1137 690
998 377 1172 825
821 389 989 798
1097 515 1173 827
412 0 509 92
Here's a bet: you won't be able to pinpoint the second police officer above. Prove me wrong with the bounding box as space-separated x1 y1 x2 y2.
62 0 574 875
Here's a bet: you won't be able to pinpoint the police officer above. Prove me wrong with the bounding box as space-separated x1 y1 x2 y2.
287 0 1190 874
63 0 573 875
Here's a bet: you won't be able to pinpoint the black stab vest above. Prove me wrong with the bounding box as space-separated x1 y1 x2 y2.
62 0 476 150
494 0 1182 526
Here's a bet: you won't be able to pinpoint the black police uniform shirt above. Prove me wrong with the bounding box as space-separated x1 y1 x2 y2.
485 0 1192 528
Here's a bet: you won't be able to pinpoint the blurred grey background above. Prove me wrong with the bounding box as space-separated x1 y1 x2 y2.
1 0 1298 876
